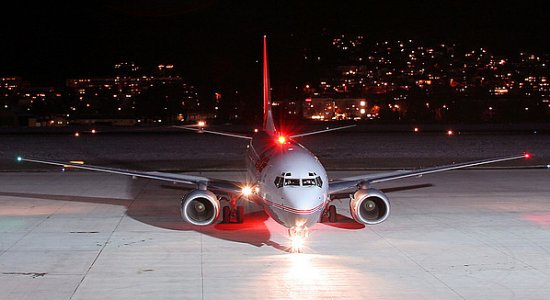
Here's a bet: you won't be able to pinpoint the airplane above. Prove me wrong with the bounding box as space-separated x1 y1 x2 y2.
17 36 530 252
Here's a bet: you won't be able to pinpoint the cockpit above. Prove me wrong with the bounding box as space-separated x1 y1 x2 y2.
274 172 323 188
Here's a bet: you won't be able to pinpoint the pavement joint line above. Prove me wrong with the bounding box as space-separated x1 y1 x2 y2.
371 229 468 300
0 200 67 258
68 180 150 300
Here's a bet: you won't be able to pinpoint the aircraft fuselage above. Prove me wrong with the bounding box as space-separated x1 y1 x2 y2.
246 132 329 229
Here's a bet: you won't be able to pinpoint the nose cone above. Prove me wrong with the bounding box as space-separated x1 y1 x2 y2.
281 187 325 212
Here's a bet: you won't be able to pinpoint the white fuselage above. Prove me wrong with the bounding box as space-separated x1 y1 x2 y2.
246 132 329 229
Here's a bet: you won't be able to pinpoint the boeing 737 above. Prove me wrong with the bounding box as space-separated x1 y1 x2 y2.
18 36 530 252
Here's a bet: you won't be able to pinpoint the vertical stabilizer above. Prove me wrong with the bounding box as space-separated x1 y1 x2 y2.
263 36 277 136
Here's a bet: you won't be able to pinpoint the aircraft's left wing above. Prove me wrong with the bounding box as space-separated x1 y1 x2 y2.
18 157 244 194
328 154 530 194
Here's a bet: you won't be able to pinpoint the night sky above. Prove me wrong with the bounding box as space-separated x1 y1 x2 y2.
1 0 549 88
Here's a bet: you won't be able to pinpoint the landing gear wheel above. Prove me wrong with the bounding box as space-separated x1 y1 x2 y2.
235 206 244 223
222 206 231 223
328 205 337 223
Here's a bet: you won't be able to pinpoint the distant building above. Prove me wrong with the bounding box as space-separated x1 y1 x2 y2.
303 97 375 120
66 62 200 122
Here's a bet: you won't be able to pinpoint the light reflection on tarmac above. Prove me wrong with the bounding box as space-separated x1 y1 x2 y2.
0 169 549 299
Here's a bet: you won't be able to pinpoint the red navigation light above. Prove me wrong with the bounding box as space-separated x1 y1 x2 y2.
277 136 286 144
524 153 531 159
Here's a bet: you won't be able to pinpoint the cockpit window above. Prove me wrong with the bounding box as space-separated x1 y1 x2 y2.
302 178 316 186
284 178 301 186
274 176 284 188
315 176 323 188
274 174 323 188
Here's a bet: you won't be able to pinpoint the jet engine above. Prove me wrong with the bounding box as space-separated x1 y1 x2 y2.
350 188 390 225
180 189 220 226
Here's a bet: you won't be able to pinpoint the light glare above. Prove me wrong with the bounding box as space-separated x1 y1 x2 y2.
241 186 253 197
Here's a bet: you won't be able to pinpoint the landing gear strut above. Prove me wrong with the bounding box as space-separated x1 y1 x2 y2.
221 196 244 224
322 204 337 223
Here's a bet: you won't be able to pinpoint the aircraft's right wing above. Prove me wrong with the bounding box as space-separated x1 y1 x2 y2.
328 154 530 194
18 157 244 195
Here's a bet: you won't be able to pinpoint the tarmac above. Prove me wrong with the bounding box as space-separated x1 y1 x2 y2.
1 168 549 299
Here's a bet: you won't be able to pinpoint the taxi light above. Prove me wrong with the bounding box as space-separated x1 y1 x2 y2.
291 235 305 252
278 136 286 144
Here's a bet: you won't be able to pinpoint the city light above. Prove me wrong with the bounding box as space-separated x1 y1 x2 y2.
74 132 80 137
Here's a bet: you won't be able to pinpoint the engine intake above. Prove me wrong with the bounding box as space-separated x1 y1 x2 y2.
350 188 390 225
180 189 220 226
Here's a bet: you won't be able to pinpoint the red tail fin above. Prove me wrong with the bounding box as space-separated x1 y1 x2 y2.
263 36 277 136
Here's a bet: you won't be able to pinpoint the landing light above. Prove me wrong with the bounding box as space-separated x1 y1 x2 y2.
197 120 206 127
91 129 96 134
414 127 419 133
241 186 253 197
447 130 454 136
278 136 286 144
16 156 22 162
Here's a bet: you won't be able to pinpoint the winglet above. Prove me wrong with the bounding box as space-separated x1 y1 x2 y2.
263 35 277 136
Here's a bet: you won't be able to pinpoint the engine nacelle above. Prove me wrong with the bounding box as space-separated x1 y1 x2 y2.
180 189 220 226
350 188 390 225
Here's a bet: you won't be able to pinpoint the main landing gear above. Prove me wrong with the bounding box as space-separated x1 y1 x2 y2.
322 204 337 223
221 196 244 224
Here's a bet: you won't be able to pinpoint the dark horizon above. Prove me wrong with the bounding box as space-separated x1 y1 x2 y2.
1 1 549 87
